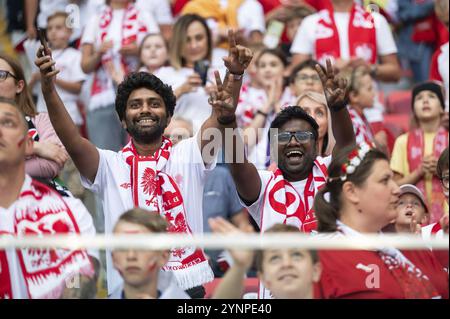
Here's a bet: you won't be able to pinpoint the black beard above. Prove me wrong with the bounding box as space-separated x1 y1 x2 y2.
126 119 167 144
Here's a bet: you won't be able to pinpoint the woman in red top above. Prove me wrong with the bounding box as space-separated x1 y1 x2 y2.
313 144 448 299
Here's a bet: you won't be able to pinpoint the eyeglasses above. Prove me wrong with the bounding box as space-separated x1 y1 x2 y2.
275 131 314 144
0 70 18 81
442 174 449 189
295 74 321 83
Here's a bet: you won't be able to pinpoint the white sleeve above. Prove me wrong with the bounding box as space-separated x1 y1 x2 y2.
139 10 160 37
237 0 266 35
65 197 99 260
151 0 174 25
290 14 317 55
237 170 272 228
81 15 99 45
68 50 87 82
374 12 397 56
80 148 113 195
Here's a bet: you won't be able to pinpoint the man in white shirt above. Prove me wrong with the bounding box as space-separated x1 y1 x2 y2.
0 97 98 299
290 0 400 82
35 31 253 297
223 60 355 233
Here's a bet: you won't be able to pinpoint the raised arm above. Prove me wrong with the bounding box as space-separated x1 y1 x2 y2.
202 31 261 204
316 59 356 155
35 46 99 183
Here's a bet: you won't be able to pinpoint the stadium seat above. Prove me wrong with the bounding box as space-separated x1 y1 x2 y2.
385 90 412 114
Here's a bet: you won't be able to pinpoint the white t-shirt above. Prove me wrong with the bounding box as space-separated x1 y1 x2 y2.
240 156 332 227
0 175 98 299
135 0 174 25
24 40 87 125
81 135 216 294
154 66 213 134
290 11 397 61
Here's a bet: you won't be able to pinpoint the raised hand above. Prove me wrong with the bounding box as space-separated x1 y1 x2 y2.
208 217 254 270
223 29 253 75
316 59 349 110
209 71 237 125
35 46 59 89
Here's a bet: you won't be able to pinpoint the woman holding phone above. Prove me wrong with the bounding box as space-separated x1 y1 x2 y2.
155 14 225 134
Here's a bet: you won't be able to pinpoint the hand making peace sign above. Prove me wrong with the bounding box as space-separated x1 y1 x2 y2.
316 59 349 111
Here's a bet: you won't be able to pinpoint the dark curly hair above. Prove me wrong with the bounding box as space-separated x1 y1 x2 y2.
115 72 176 121
269 106 319 141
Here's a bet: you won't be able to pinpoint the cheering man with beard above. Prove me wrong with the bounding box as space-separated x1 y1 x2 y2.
35 31 253 298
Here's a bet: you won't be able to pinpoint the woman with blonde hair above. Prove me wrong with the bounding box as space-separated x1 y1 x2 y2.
296 91 335 157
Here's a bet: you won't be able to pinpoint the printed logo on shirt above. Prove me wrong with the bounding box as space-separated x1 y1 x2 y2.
120 183 132 189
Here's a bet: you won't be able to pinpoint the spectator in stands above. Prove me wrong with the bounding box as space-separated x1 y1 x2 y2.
110 208 190 299
394 184 429 234
339 65 388 153
296 92 335 157
155 14 215 133
36 30 254 297
210 219 321 299
391 82 448 225
138 34 169 74
236 48 289 169
314 143 448 299
136 0 174 41
80 0 159 151
0 53 68 179
397 0 438 83
224 59 355 235
429 0 449 111
26 12 86 131
290 0 401 82
289 59 324 98
181 0 266 46
422 147 449 239
0 97 98 299
163 116 194 146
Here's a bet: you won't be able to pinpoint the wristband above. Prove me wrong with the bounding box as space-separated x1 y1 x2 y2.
330 98 349 113
217 115 236 125
256 110 268 117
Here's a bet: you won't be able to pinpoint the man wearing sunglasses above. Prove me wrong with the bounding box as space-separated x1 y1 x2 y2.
223 59 355 235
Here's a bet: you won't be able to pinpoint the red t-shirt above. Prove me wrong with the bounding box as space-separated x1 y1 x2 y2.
316 249 448 299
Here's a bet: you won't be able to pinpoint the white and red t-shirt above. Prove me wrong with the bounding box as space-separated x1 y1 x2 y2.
81 134 216 294
290 8 397 64
0 175 98 299
429 42 449 111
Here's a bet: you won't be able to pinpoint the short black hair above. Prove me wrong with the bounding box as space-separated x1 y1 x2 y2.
269 106 319 141
289 59 324 84
115 72 176 121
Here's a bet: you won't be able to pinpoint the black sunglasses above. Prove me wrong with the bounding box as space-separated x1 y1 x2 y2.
0 70 18 81
275 131 314 144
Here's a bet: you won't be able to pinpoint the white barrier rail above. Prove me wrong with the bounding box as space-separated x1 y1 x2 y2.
0 233 448 250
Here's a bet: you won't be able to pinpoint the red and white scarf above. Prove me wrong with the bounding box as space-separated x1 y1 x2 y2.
407 128 448 224
120 137 213 289
315 4 377 65
348 106 376 147
0 177 94 299
90 3 148 111
261 158 328 233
